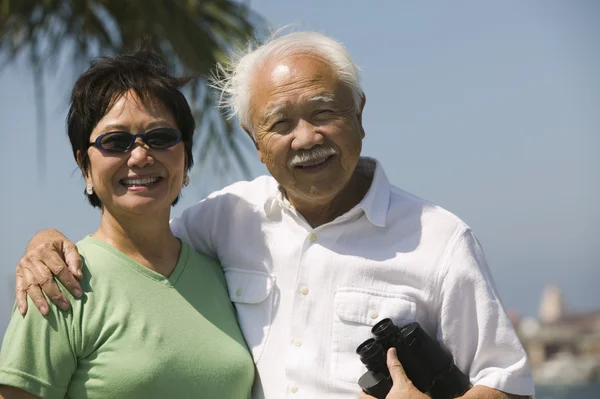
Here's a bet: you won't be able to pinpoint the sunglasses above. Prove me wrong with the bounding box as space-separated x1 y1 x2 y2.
89 128 182 153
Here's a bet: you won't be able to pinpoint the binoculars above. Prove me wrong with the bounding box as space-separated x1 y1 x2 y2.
356 318 471 399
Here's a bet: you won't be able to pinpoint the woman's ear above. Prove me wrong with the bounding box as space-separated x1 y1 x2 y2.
76 150 83 169
76 150 90 180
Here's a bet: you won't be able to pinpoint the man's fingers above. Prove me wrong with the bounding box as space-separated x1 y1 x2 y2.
386 348 411 387
27 257 72 310
62 241 83 281
47 249 82 297
15 272 28 315
20 266 50 315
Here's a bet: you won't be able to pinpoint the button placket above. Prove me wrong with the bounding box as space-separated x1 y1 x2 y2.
286 228 324 395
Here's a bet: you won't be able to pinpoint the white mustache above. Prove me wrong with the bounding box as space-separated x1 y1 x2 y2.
288 147 337 167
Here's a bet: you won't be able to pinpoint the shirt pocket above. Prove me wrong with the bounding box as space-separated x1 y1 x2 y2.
331 288 417 384
224 268 276 363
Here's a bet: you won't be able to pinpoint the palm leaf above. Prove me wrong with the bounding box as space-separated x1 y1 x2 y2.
0 0 266 180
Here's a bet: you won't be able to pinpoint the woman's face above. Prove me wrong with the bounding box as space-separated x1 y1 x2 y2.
83 90 186 218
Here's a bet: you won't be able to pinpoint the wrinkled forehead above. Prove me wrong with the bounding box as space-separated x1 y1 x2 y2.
256 52 337 88
249 53 343 120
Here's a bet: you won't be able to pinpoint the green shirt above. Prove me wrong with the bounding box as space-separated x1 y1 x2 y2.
0 236 254 399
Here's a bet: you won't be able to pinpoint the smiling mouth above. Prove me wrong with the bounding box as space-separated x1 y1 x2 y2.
295 155 334 169
119 177 162 187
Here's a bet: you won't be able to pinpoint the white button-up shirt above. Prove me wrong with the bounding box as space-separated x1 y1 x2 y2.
171 158 535 399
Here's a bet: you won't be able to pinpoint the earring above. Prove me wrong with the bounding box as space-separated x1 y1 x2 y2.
86 183 94 195
183 175 190 187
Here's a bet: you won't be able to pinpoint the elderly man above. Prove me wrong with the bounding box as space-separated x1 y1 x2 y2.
13 32 534 399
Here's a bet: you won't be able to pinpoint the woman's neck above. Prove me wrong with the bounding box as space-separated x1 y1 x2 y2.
93 208 181 277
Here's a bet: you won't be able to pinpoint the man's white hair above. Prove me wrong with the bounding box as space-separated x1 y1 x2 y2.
210 30 364 130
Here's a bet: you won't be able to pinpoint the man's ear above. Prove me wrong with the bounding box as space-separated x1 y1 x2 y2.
241 124 258 149
241 123 266 164
357 93 367 139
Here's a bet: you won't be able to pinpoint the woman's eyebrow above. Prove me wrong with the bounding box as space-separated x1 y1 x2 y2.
145 120 175 130
102 123 130 132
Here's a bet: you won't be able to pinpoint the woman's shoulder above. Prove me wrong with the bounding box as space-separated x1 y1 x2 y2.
180 242 226 280
69 235 136 296
73 236 111 277
74 235 135 271
184 243 219 266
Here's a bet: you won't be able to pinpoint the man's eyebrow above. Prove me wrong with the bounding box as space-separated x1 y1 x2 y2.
307 93 335 103
261 93 336 124
262 103 287 124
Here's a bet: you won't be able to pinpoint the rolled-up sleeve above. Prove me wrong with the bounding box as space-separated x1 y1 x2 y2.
435 228 535 396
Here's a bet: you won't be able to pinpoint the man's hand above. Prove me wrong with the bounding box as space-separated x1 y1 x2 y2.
0 384 41 398
357 348 532 399
358 348 429 399
16 229 83 316
0 385 39 399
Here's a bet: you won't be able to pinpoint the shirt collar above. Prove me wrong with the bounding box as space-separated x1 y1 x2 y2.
356 157 390 227
263 184 288 217
263 157 391 227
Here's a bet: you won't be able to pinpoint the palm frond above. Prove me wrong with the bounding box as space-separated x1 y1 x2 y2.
0 0 266 180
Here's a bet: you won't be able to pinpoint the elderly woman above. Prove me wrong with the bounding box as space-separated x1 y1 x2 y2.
0 50 254 398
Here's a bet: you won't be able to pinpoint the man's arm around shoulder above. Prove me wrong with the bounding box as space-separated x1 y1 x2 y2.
0 385 40 399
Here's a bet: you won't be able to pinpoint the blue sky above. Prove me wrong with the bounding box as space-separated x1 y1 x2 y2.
1 1 599 338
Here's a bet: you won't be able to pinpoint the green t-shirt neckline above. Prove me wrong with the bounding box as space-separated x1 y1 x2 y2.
84 235 189 287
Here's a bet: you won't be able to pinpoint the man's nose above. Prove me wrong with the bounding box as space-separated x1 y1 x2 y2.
291 120 324 151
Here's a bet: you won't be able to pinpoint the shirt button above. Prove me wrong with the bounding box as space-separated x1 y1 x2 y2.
300 286 309 295
235 288 243 297
369 310 379 319
290 384 299 393
293 338 303 347
308 232 317 242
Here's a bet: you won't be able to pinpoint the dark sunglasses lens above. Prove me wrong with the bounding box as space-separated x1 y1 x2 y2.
100 132 133 151
145 129 180 148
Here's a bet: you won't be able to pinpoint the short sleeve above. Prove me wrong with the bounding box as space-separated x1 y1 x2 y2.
0 297 78 399
435 229 535 396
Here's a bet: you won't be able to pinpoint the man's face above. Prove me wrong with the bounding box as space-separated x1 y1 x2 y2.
247 53 365 204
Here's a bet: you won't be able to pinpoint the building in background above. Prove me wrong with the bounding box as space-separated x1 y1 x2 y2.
511 285 600 385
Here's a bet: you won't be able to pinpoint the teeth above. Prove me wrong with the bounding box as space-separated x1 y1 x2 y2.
121 177 161 186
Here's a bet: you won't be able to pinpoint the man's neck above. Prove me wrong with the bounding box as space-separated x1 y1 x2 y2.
288 160 374 228
93 209 180 277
